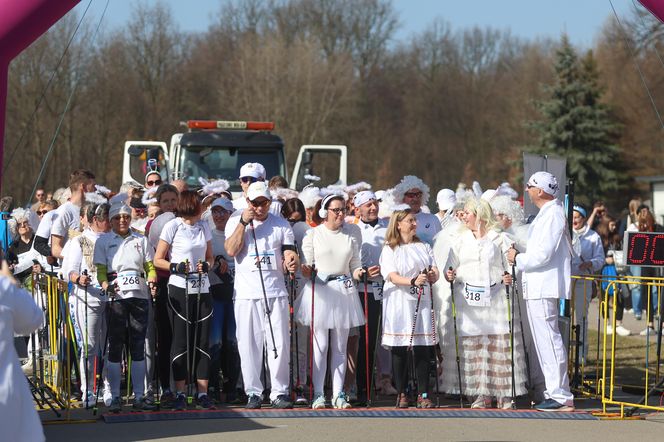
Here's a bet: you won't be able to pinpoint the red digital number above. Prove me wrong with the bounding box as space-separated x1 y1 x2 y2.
628 233 649 264
650 234 664 265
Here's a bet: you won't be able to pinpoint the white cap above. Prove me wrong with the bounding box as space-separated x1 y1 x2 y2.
211 197 235 212
527 171 559 197
239 162 266 180
353 190 376 208
436 188 456 211
246 181 271 201
109 202 131 219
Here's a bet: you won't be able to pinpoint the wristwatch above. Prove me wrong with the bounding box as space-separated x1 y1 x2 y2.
240 218 249 227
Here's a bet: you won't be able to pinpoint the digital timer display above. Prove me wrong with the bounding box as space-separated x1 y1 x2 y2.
623 232 664 267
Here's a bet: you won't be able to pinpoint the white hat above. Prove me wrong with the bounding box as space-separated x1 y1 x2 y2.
109 202 131 219
211 197 235 212
299 186 321 209
246 181 271 201
394 175 430 205
436 189 456 211
527 171 559 197
353 190 376 207
239 162 266 180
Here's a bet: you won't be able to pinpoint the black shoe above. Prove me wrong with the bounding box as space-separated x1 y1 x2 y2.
109 397 122 413
160 391 175 409
271 394 294 409
196 394 215 410
174 393 187 411
245 394 262 409
534 398 574 412
133 396 158 412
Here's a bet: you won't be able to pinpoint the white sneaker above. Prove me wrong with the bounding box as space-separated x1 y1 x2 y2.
379 378 398 395
640 326 655 336
332 392 352 409
471 395 491 409
615 325 631 336
103 389 113 407
311 394 326 409
21 359 34 375
606 325 613 335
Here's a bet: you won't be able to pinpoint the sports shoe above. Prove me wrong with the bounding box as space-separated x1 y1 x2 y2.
470 395 492 409
640 326 655 336
311 394 326 409
294 387 309 406
196 394 215 410
534 398 574 412
103 389 113 407
245 394 262 409
416 393 433 409
133 396 157 412
615 325 631 336
21 359 34 376
160 391 175 409
498 397 514 410
396 392 409 408
379 377 398 395
174 393 187 411
82 391 95 409
332 392 352 409
271 394 294 409
108 396 122 413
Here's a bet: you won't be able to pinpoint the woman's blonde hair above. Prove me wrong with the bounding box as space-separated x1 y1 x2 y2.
385 208 421 248
463 197 499 232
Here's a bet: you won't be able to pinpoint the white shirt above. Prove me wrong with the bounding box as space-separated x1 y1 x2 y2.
50 201 81 243
209 227 234 286
160 218 212 289
225 213 294 299
94 231 153 299
415 211 442 246
515 199 572 300
357 218 387 291
301 224 362 277
571 225 605 275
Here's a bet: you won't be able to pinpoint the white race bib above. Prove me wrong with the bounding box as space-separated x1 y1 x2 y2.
117 271 142 292
186 274 210 293
464 283 491 307
371 281 384 301
249 252 277 272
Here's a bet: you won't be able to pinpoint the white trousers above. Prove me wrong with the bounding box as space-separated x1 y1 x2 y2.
526 298 574 406
235 297 290 401
69 295 105 398
312 327 350 396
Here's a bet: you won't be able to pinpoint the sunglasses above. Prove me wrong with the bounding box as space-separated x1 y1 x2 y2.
525 184 534 190
404 191 422 198
115 214 131 220
328 208 347 215
36 210 49 216
287 218 301 225
146 179 162 186
241 177 258 184
250 199 270 208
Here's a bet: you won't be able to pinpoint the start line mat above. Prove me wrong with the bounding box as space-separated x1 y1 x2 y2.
102 407 598 423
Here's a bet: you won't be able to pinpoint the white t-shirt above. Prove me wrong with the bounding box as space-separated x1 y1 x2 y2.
209 228 234 285
415 211 442 246
51 201 81 242
225 213 294 299
148 211 175 251
93 231 153 299
160 217 211 289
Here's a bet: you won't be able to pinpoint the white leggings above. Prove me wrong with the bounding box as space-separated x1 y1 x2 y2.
312 327 350 396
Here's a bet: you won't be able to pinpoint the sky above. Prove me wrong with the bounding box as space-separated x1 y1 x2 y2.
76 0 639 48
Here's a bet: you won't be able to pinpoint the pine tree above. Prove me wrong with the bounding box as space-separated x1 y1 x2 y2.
527 35 624 206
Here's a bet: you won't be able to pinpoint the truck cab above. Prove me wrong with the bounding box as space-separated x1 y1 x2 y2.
122 120 346 195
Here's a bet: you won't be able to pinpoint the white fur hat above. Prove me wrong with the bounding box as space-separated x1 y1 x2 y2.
393 176 430 205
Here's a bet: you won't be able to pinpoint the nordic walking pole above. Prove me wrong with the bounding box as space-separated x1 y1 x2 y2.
82 270 90 408
288 272 296 400
504 271 516 409
93 290 113 416
249 221 278 359
511 264 531 391
428 266 440 408
408 270 426 351
184 259 192 404
448 266 464 407
309 264 317 402
191 260 204 401
362 266 370 408
150 282 160 410
291 274 302 393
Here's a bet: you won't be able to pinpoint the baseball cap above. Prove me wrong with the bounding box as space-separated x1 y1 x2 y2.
436 189 456 211
239 162 266 180
109 202 131 219
246 181 271 201
527 171 559 197
211 197 235 212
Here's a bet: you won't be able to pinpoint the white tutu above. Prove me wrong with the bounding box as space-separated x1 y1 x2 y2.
295 277 365 330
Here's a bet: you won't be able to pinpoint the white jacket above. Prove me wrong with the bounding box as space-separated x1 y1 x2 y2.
516 199 572 300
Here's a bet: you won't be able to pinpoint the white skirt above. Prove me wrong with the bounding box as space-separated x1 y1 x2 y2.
295 277 365 330
382 285 437 348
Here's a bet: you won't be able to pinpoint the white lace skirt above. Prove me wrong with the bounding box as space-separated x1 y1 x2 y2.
295 278 366 330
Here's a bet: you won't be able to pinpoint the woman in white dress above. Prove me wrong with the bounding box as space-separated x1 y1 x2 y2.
443 197 527 409
380 206 439 408
295 194 365 409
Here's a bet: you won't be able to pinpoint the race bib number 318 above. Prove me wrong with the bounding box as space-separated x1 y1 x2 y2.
464 283 491 307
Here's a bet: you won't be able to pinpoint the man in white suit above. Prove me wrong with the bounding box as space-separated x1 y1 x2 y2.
507 171 574 412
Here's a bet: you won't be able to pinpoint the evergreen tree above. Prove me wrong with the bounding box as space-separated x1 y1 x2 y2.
527 35 624 206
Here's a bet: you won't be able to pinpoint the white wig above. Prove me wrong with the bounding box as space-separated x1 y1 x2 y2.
299 186 322 209
84 192 108 205
198 177 230 196
393 175 430 205
8 208 31 240
490 195 525 225
142 186 158 206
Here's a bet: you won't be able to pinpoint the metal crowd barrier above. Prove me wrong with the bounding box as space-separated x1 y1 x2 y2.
570 273 664 418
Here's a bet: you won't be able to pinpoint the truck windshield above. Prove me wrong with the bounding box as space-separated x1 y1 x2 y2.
180 146 286 192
